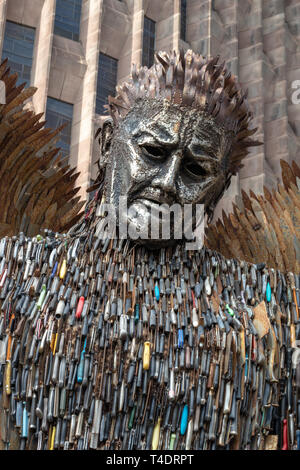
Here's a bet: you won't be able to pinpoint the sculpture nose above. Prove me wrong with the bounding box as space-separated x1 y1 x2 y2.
151 151 182 194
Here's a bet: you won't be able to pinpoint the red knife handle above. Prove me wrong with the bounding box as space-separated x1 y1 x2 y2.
75 296 85 320
282 419 288 450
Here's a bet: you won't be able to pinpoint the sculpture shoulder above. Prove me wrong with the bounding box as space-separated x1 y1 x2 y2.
206 159 300 275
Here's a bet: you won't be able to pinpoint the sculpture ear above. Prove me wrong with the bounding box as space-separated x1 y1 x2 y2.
95 118 114 167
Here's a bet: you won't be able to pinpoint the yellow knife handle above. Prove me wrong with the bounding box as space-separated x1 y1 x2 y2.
152 417 161 450
5 360 11 396
49 426 56 450
143 341 151 370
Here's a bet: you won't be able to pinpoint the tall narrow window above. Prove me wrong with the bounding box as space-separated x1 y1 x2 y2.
54 0 82 41
45 97 73 159
180 0 187 41
142 17 155 68
96 53 118 115
1 21 35 86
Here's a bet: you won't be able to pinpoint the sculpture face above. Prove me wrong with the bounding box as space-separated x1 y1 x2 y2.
103 99 233 246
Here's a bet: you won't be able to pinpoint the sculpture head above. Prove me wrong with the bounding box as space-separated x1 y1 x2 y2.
96 50 260 247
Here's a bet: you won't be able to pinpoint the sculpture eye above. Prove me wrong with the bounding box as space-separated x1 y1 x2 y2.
184 160 209 179
141 144 166 159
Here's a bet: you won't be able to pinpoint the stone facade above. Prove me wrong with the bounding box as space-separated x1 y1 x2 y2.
0 0 300 220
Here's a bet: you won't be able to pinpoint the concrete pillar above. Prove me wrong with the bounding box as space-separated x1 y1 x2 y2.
70 0 103 198
213 0 240 219
263 0 295 178
186 0 212 57
131 0 144 67
0 0 7 59
153 0 177 52
172 0 180 51
31 0 56 114
237 0 267 195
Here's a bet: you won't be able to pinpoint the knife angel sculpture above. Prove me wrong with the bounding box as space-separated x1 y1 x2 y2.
0 51 299 451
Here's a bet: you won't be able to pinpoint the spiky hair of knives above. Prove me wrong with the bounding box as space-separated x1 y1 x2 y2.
107 49 262 176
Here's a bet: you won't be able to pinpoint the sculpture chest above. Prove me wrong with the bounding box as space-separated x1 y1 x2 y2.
0 227 296 451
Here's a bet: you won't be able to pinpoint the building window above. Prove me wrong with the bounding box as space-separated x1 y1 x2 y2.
180 0 187 41
142 16 155 68
1 21 35 86
54 0 82 41
45 97 73 159
96 53 118 115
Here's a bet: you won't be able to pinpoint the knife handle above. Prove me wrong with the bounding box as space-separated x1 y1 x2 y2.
296 429 300 450
282 419 288 450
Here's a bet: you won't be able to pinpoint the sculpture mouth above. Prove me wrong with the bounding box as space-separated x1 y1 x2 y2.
132 198 175 217
130 188 175 207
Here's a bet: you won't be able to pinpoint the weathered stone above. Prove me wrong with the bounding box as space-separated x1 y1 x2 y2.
262 0 284 18
238 28 262 48
265 100 288 122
